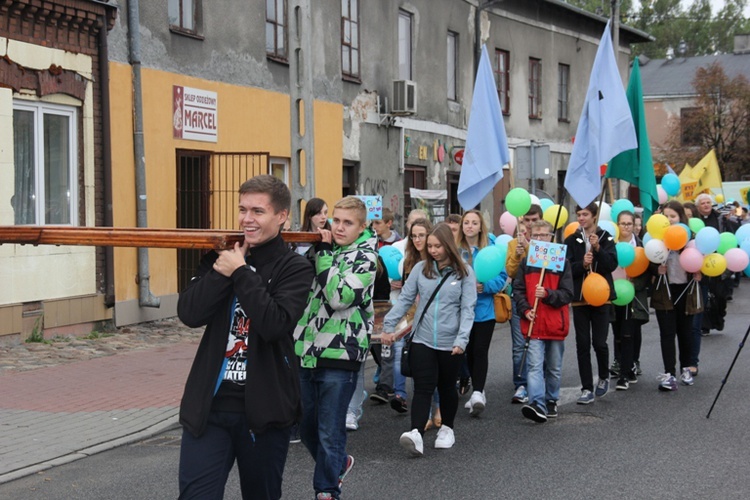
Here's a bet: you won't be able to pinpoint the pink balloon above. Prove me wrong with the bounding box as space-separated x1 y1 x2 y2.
499 211 518 236
686 240 697 250
724 248 750 273
657 185 668 204
679 247 704 273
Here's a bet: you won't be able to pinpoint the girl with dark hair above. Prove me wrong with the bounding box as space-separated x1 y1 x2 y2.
381 223 477 456
653 200 700 391
296 198 330 255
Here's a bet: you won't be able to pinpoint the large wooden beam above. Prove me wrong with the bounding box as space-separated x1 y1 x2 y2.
0 226 321 250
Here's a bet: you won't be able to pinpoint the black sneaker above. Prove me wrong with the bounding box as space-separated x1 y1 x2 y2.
521 403 548 423
369 387 389 404
289 423 301 444
390 395 408 414
546 401 558 418
615 378 630 390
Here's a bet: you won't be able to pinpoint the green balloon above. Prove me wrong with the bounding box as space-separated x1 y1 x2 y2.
612 279 635 306
717 232 738 255
506 188 532 217
688 218 705 234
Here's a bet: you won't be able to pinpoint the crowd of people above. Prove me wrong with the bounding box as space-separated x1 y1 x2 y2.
174 176 740 500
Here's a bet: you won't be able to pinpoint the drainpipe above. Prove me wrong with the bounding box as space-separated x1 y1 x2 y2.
99 15 115 308
127 0 160 308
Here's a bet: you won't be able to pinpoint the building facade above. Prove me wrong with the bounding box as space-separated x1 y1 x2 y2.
1 0 649 337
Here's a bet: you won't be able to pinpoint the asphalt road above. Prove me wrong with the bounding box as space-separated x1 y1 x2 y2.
3 292 750 499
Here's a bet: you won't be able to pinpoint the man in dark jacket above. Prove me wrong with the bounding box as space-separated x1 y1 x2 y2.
564 202 617 405
177 175 314 500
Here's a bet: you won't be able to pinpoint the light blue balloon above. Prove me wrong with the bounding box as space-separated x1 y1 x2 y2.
741 240 750 256
495 234 513 248
611 199 635 221
600 220 617 239
679 223 692 240
474 246 506 283
616 242 636 268
661 173 681 197
745 261 750 278
539 198 555 212
378 245 403 281
643 233 653 245
695 226 721 255
735 224 750 244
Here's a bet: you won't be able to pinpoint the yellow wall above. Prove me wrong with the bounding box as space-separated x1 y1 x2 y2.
108 63 343 302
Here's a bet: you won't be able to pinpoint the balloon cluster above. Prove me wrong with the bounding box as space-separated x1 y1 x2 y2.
642 212 748 278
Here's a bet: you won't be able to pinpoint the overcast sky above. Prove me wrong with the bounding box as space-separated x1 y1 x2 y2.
703 0 750 16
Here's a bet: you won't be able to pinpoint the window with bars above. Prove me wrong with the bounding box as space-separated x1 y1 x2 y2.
12 101 78 226
494 49 510 115
529 58 542 119
398 10 412 81
558 63 570 122
447 31 458 101
266 0 288 61
341 0 360 80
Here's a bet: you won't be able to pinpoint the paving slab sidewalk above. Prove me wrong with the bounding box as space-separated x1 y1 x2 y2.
0 342 198 484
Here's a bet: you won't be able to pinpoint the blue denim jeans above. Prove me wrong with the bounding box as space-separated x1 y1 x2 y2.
299 367 357 499
347 362 366 419
526 339 565 414
510 299 528 388
690 281 709 366
392 338 407 398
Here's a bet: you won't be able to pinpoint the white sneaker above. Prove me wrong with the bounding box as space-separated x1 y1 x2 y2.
434 425 455 449
345 412 359 431
680 367 695 386
469 391 486 417
399 429 424 456
464 400 471 410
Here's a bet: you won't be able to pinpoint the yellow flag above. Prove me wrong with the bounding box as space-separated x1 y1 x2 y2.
678 163 693 182
678 163 695 201
690 149 723 192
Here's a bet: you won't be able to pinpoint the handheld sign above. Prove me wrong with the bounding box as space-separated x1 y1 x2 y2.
355 195 383 220
526 240 567 272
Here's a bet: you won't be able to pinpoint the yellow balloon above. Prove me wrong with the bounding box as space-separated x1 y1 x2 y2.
715 194 725 204
646 214 670 239
544 205 569 229
701 253 727 277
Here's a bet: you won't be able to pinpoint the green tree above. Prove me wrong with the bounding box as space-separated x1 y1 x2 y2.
665 63 750 180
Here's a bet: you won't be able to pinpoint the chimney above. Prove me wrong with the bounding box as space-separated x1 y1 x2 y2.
734 34 750 54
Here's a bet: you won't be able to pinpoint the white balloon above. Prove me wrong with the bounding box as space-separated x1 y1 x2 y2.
529 194 541 207
645 238 669 264
595 201 612 222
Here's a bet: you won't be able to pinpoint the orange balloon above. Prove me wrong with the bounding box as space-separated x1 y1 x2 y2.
582 272 610 306
663 224 688 251
625 247 649 278
564 222 580 240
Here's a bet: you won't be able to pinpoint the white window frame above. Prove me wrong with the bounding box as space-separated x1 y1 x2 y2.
447 31 458 101
270 157 290 185
12 100 78 226
398 10 412 81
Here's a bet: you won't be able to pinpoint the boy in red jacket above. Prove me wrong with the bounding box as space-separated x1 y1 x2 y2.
513 221 574 422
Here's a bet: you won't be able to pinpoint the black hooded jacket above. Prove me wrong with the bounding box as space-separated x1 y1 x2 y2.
177 233 313 437
564 227 618 303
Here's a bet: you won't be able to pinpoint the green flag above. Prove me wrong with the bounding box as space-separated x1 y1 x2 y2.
606 58 659 221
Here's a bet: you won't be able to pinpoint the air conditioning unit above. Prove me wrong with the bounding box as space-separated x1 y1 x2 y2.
392 80 417 115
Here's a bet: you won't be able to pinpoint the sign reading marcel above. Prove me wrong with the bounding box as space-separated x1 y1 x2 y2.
173 85 218 142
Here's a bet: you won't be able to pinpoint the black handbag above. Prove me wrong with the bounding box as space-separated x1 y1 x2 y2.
400 273 452 377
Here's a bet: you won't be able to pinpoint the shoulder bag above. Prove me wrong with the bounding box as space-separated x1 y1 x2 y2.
401 272 453 377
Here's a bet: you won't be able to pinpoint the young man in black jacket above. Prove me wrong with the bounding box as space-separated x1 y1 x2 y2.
177 175 314 500
564 202 618 405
